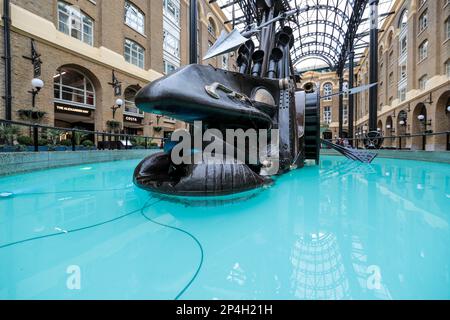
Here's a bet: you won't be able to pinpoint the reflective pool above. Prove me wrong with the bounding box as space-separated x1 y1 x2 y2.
0 156 449 300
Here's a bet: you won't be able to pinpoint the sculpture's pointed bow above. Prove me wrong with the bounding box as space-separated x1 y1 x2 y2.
135 64 279 129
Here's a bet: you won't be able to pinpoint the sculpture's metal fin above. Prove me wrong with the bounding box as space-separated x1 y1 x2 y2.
321 139 378 164
203 29 249 60
320 83 378 100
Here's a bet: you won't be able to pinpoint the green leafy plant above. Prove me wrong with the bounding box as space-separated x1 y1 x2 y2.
17 135 34 146
82 140 94 148
153 126 162 133
107 120 121 131
17 109 47 121
73 131 89 145
60 139 72 147
0 125 21 145
45 129 62 146
132 136 147 147
38 138 49 146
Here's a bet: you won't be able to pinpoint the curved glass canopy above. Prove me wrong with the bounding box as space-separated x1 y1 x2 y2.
214 0 394 72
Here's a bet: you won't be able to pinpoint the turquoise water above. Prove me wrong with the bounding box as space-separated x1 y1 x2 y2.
0 156 449 300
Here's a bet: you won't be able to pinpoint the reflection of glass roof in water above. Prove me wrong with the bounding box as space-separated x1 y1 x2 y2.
290 232 350 300
215 0 395 71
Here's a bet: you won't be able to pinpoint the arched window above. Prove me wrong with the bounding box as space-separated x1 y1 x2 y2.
54 68 95 108
323 83 333 101
418 40 429 61
124 86 144 116
387 31 393 47
208 18 217 37
57 1 94 46
399 9 408 31
343 81 349 99
124 1 145 34
124 39 145 68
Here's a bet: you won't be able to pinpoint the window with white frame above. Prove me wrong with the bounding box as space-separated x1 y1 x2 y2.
446 17 450 41
57 1 94 46
163 30 180 58
418 10 428 33
399 34 407 57
323 83 333 101
163 60 178 74
124 39 145 69
418 40 428 62
343 81 349 99
446 60 450 77
399 10 408 58
343 104 348 125
398 84 407 102
54 68 95 107
399 61 407 81
124 1 145 34
163 0 180 25
324 106 332 124
419 75 428 90
222 54 229 70
208 18 217 37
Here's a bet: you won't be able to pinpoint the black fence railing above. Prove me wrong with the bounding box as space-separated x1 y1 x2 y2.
322 131 450 151
0 119 164 152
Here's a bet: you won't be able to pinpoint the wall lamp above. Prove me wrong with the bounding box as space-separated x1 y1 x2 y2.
111 98 124 119
29 78 44 108
418 114 432 127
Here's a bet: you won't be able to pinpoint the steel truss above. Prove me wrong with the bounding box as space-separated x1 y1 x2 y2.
213 0 389 74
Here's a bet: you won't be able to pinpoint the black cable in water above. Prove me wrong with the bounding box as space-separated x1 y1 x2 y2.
7 186 135 197
0 197 159 250
140 202 204 300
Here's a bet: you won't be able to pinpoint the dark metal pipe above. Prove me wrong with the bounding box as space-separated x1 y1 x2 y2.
251 50 265 77
189 0 198 64
339 77 344 138
369 0 379 132
348 50 355 145
237 54 249 74
2 0 12 120
276 32 290 79
237 40 255 74
266 48 283 79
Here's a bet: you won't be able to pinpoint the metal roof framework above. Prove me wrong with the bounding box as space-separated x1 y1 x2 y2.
213 0 395 74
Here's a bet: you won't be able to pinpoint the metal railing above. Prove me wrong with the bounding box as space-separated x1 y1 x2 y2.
0 119 164 152
323 131 450 151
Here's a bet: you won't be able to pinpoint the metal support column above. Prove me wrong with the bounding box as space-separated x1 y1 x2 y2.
369 0 379 132
2 0 12 120
189 0 198 64
338 76 344 138
348 50 355 145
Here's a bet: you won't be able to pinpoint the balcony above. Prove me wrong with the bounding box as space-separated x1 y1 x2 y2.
124 100 144 117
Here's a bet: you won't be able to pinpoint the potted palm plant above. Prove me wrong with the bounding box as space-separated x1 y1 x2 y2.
0 125 21 152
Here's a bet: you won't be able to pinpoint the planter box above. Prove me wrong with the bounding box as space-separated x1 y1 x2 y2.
0 146 16 153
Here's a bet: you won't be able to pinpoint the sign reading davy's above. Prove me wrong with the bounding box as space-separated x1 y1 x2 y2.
55 104 92 117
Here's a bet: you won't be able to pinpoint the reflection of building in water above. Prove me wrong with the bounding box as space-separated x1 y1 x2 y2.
290 232 350 300
227 262 247 286
350 236 392 300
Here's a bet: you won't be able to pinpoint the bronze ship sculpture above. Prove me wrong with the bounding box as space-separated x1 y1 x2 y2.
133 0 377 197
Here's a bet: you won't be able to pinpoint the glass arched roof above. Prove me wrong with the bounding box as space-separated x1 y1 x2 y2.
213 0 394 72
